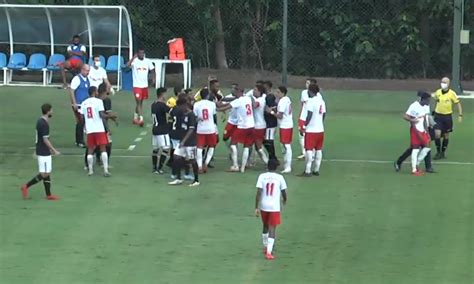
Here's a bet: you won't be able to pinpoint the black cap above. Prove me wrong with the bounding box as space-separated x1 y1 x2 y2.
417 90 430 99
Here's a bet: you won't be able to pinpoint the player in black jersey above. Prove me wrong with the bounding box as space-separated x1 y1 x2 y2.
169 95 200 187
264 91 278 162
151 88 171 174
21 104 60 200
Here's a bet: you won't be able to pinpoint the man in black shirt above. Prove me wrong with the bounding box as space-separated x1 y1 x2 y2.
169 95 200 187
151 88 171 174
21 104 60 200
264 91 279 162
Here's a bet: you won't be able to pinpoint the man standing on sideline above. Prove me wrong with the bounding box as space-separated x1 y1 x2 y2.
88 55 113 93
21 104 60 200
127 48 155 127
69 64 91 147
298 78 317 159
253 84 269 165
61 35 86 88
274 86 293 174
151 88 171 174
432 77 463 159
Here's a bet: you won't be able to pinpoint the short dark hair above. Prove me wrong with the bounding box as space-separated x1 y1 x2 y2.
72 35 80 39
200 88 210 100
88 86 98 96
267 159 279 171
308 83 319 94
307 78 317 84
263 80 273 88
255 84 265 95
98 83 107 94
176 94 188 106
184 88 192 95
256 80 264 85
93 54 101 60
137 47 145 51
41 103 52 115
277 86 287 95
174 86 182 96
156 87 167 97
209 79 219 85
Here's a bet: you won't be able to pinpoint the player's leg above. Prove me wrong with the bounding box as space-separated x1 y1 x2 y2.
241 145 250 173
441 132 449 158
98 144 110 176
281 144 292 173
188 148 199 187
229 130 240 171
152 136 160 173
133 94 140 124
411 147 421 175
312 133 324 175
266 225 276 259
433 119 443 159
302 133 313 176
298 132 305 160
74 110 85 147
86 134 96 176
395 147 412 171
261 223 269 251
169 153 184 185
60 61 70 88
264 128 277 161
255 142 269 165
21 155 46 199
196 134 205 171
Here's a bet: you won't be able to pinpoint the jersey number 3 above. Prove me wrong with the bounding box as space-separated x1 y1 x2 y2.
245 104 252 115
265 183 275 196
86 107 93 118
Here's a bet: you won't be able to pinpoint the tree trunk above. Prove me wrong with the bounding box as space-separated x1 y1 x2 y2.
419 14 431 78
213 0 228 69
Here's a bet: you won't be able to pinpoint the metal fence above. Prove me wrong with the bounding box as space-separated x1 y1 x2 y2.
4 0 474 84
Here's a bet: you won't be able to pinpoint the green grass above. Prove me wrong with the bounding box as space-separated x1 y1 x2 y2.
0 86 473 284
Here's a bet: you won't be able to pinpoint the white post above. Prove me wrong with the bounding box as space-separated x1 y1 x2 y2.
44 8 54 57
117 7 123 90
122 6 133 60
5 7 13 56
84 8 93 61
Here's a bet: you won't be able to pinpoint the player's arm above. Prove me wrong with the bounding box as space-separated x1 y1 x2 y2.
43 136 60 155
255 187 262 217
216 102 232 112
149 62 156 86
453 95 463 122
99 110 118 122
180 126 195 147
281 190 287 205
403 113 418 123
274 102 284 119
126 54 137 68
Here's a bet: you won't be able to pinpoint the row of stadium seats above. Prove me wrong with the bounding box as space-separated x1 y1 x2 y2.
0 52 125 86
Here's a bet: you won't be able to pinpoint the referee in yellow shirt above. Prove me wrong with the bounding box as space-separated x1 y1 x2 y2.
432 77 463 159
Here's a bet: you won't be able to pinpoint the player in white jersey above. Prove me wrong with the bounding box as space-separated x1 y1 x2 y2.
403 91 432 176
273 86 293 174
301 84 326 176
254 159 288 260
88 55 112 93
297 78 317 159
253 85 269 165
80 86 117 177
193 89 218 173
126 48 155 126
217 87 256 172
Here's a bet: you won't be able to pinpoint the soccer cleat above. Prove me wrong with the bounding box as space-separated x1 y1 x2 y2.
132 118 138 125
425 168 436 173
394 161 401 172
138 120 145 127
168 179 183 185
154 169 164 175
433 152 442 160
88 170 94 176
281 168 292 174
312 171 320 176
20 185 29 200
189 181 200 187
240 166 246 173
262 247 267 254
103 171 111 177
297 154 305 160
265 252 274 260
207 162 214 169
198 168 205 174
170 174 177 179
298 172 312 177
46 195 60 200
183 174 194 181
202 166 208 173
227 166 240 172
411 170 424 176
76 142 86 148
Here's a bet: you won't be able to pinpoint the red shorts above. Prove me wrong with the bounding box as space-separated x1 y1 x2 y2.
260 211 281 226
232 128 254 146
298 119 305 132
254 128 266 143
410 127 430 148
305 132 324 150
87 132 109 147
197 133 218 147
223 122 237 140
133 87 149 100
68 58 83 69
279 128 293 144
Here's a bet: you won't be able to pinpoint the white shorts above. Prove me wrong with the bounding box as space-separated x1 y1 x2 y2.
171 139 180 149
152 134 171 149
174 146 196 160
265 128 275 140
37 155 52 173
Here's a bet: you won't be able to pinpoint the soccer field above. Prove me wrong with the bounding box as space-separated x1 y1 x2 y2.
0 86 473 284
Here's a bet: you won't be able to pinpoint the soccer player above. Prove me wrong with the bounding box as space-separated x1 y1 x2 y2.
253 84 269 164
169 96 200 187
88 55 112 93
255 159 288 260
21 104 60 200
69 64 91 147
80 86 117 177
61 35 86 88
301 84 326 176
126 48 155 126
263 91 278 162
193 88 218 173
404 91 432 176
274 86 293 174
432 77 463 159
151 87 171 174
298 78 317 159
222 84 239 143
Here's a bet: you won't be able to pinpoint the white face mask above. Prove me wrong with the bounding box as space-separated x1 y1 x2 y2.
94 61 101 67
441 82 448 90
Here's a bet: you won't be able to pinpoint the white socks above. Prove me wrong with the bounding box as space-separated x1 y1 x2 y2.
314 150 322 172
262 233 269 246
230 145 238 168
283 144 292 170
267 237 275 254
411 148 420 172
87 154 94 174
101 151 109 173
299 133 305 155
305 150 313 173
205 147 214 166
418 147 431 164
133 113 138 120
241 147 250 172
258 148 269 164
197 148 204 168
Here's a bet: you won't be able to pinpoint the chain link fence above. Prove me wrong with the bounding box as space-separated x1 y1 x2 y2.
5 0 474 82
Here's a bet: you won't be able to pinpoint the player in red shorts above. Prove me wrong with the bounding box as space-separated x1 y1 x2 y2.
300 83 326 177
255 159 288 260
126 48 155 126
252 84 269 164
273 86 293 174
61 35 86 89
403 91 432 176
80 86 117 177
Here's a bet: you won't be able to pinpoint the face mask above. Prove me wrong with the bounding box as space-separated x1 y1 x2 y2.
441 83 448 90
48 114 52 118
94 61 101 67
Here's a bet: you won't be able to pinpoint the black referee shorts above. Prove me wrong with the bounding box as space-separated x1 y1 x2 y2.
434 113 453 134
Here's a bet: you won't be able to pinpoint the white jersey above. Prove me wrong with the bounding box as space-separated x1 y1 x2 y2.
277 96 293 128
225 95 239 125
193 100 217 134
305 96 326 133
300 89 309 104
131 58 154 88
88 66 108 88
80 97 106 134
230 96 255 129
256 172 288 212
245 90 254 97
406 101 428 132
253 95 267 129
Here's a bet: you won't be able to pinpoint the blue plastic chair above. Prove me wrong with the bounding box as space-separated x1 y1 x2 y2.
27 53 47 70
7 53 27 70
88 55 106 67
105 55 125 72
0 53 7 68
47 54 65 71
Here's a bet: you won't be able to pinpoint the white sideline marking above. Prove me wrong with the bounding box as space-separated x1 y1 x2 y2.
134 137 143 142
140 131 148 136
127 145 136 151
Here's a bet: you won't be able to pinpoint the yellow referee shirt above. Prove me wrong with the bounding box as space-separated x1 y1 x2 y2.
434 89 459 114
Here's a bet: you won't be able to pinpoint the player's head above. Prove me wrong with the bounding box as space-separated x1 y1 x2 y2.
234 86 244 98
156 87 167 100
184 88 192 95
41 103 53 118
267 158 279 171
417 90 431 106
72 35 81 45
253 84 265 98
256 80 264 86
441 77 450 90
209 79 219 92
230 83 239 95
308 83 320 97
176 93 190 110
276 86 287 97
263 80 273 93
98 83 108 96
88 86 98 98
200 87 210 100
306 78 317 89
173 86 182 96
137 48 145 60
81 64 90 77
93 55 102 68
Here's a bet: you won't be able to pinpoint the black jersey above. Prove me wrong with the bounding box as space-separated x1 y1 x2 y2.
151 101 170 135
169 107 186 140
264 93 278 128
182 111 197 147
35 117 50 156
102 97 112 132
